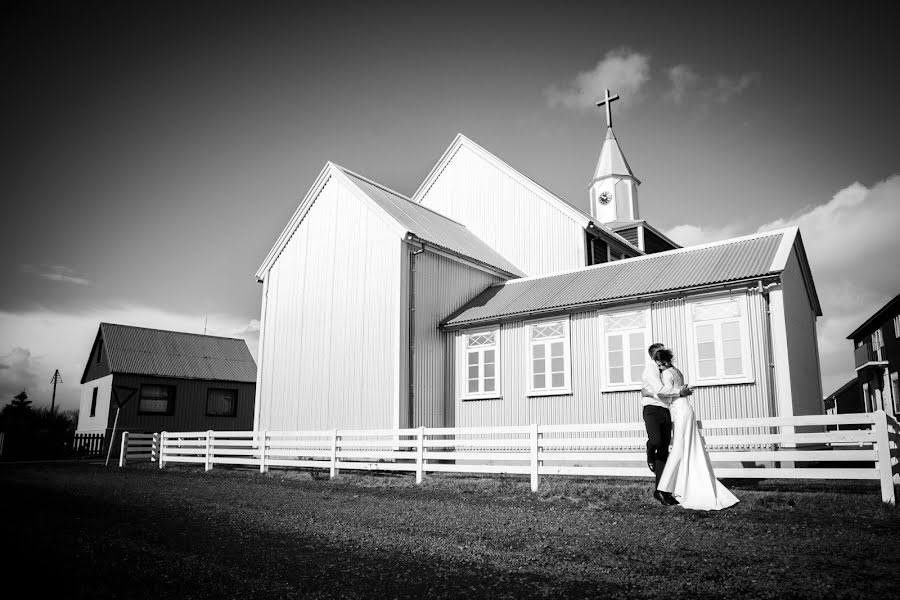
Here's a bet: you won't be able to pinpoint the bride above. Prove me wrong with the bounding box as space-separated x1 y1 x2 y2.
655 349 739 511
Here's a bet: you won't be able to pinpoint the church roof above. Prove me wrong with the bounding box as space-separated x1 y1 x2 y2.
335 165 525 277
593 127 638 182
442 228 812 329
80 323 257 384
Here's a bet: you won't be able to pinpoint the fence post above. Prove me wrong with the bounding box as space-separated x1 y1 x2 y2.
530 423 540 493
259 430 268 473
119 432 129 468
330 428 339 479
159 432 167 469
873 410 896 505
205 430 213 472
416 426 425 484
151 433 159 462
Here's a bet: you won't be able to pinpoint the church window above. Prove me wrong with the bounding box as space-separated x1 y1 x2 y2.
527 318 571 396
685 296 753 386
463 328 500 399
600 308 651 390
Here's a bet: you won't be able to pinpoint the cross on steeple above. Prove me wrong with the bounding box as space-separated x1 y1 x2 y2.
596 89 620 128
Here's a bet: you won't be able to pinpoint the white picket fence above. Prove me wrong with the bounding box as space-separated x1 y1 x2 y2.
120 411 900 504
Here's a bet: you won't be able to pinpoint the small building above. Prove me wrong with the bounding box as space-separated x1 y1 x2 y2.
847 294 900 415
76 323 257 451
824 377 863 416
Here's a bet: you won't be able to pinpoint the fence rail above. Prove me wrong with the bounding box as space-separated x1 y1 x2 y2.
121 411 900 504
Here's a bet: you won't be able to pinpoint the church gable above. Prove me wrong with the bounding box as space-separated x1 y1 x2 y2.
413 135 638 276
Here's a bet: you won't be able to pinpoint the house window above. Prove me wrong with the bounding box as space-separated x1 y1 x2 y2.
894 315 900 338
528 318 571 395
138 384 175 415
891 372 899 415
90 387 98 417
463 328 500 399
687 296 753 385
206 388 238 417
602 308 651 390
872 329 885 360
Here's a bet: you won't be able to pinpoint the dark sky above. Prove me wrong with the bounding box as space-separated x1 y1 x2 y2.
2 1 898 408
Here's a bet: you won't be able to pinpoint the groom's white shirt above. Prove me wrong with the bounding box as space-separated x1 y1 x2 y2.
640 363 669 409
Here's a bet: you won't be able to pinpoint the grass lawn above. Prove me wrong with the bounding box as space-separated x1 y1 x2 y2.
1 462 898 599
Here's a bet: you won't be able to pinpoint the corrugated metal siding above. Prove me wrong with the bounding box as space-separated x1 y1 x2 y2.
98 324 256 382
445 232 784 327
416 144 587 276
341 169 524 277
454 290 776 436
108 374 255 432
409 250 504 428
256 175 401 431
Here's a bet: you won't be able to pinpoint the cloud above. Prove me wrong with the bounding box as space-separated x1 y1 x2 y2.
663 64 760 108
0 347 40 404
544 48 650 113
20 264 91 286
665 223 742 247
0 304 260 412
666 175 900 397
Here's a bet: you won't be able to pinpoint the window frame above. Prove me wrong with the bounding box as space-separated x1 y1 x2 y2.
526 317 572 397
205 387 239 417
684 294 754 387
599 306 652 392
460 326 502 401
137 384 176 416
893 315 900 339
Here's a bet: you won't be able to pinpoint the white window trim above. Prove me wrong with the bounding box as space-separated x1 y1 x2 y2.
684 293 755 387
599 306 652 392
460 326 502 401
893 315 900 339
526 317 572 397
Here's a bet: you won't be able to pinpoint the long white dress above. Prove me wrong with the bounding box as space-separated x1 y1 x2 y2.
656 367 739 511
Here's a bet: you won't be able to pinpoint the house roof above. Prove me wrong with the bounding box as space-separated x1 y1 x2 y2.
442 228 808 329
255 161 525 280
847 293 900 340
593 127 639 183
824 377 858 400
411 133 642 256
81 323 257 384
335 165 525 277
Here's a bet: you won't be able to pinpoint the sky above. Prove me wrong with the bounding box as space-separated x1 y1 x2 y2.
1 1 898 411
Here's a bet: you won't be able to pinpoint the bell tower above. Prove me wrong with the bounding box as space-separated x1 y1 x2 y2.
589 89 640 224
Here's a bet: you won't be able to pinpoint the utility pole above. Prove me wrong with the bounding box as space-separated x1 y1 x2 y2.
50 369 63 412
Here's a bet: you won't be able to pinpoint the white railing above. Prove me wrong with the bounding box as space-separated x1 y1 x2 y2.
122 411 900 504
118 432 159 466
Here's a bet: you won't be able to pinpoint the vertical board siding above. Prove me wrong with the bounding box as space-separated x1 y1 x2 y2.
411 250 504 428
455 289 776 443
257 175 400 431
109 374 255 432
418 145 586 276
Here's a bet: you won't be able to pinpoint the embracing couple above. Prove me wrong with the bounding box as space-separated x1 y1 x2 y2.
641 342 739 511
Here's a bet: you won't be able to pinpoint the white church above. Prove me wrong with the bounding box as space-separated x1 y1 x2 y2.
252 93 823 433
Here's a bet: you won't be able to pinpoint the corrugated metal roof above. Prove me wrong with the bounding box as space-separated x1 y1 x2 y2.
99 323 257 382
338 166 525 277
443 232 785 328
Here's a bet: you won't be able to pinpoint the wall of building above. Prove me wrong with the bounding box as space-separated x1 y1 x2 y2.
779 248 824 417
403 247 504 428
255 174 402 431
416 143 588 276
104 374 255 433
76 374 113 432
452 288 775 436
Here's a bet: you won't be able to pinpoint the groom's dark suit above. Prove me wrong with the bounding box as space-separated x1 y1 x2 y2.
641 362 672 488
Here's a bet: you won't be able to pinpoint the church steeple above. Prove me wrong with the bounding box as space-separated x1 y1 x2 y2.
589 89 640 224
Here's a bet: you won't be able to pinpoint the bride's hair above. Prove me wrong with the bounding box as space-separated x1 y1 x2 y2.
655 348 674 365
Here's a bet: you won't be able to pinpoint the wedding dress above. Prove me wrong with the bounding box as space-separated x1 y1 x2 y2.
656 366 739 511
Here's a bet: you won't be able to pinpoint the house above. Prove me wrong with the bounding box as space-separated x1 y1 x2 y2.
76 323 257 451
253 106 824 433
847 294 900 415
824 377 863 416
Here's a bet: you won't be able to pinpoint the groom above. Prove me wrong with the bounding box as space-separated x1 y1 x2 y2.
641 342 691 506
